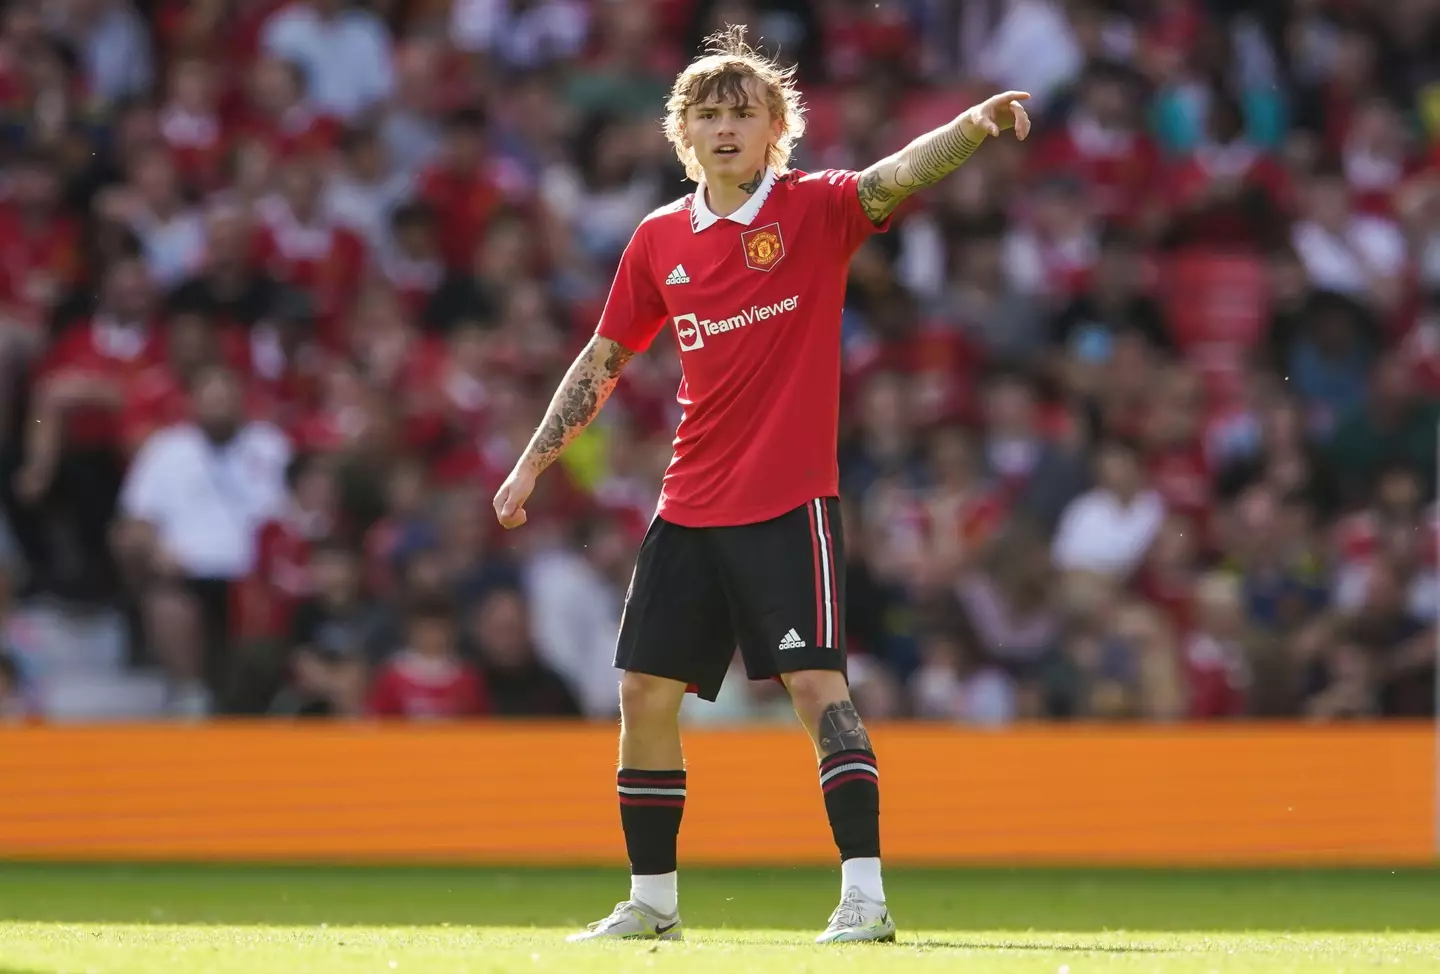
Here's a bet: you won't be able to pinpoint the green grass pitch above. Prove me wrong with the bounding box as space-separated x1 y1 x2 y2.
0 863 1437 972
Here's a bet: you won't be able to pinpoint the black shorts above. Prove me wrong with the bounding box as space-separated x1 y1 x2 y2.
614 497 846 702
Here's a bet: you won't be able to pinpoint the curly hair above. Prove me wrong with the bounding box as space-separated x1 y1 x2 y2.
662 25 807 183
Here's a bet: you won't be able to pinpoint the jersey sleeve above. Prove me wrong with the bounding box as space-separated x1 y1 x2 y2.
595 221 669 353
804 169 893 254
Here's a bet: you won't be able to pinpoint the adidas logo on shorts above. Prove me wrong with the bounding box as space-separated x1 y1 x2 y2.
778 628 806 650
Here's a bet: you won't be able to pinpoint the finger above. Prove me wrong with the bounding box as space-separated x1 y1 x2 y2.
992 91 1031 103
986 115 1001 137
1012 102 1031 140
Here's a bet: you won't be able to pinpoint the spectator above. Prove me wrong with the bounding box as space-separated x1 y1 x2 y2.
366 595 487 719
910 628 1019 727
1327 354 1440 505
260 0 395 122
115 365 291 712
469 586 581 717
0 647 35 723
15 254 162 604
522 515 627 717
1183 572 1277 719
48 0 154 108
1053 438 1166 579
268 539 373 717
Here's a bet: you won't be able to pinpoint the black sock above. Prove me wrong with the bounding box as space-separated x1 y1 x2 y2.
819 749 880 860
618 768 686 874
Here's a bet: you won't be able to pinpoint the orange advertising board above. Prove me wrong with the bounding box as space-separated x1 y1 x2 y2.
0 723 1432 865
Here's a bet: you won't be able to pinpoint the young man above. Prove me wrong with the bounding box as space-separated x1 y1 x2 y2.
492 27 1030 944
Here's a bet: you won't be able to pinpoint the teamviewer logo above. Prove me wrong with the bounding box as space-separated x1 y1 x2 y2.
674 313 704 352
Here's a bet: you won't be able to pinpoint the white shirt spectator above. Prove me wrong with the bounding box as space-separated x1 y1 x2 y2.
120 423 292 580
131 208 206 290
1291 216 1406 298
262 3 394 121
1052 488 1166 576
450 0 589 67
48 0 153 106
974 0 1085 111
522 547 623 717
324 171 413 253
911 662 1018 726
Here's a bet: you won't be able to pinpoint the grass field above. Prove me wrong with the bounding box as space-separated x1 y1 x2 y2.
0 863 1437 973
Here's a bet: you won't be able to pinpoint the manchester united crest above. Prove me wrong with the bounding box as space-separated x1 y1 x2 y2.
741 222 785 272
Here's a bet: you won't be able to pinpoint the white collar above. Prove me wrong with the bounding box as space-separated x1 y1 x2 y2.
690 167 778 233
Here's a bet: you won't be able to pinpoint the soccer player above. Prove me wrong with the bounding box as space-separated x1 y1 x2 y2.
492 26 1030 944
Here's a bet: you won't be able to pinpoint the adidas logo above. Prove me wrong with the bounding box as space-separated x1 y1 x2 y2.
665 264 691 285
778 628 806 650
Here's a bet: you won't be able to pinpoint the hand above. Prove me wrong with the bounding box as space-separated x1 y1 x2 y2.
493 464 537 529
961 90 1032 141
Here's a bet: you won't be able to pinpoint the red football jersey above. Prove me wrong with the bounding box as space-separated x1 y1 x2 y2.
597 168 889 527
366 652 490 719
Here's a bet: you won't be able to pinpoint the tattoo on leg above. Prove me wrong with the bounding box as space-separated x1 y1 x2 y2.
817 701 872 755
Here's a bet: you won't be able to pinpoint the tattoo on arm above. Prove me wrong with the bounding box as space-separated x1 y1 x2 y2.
856 121 985 224
739 169 764 194
816 700 873 755
520 335 634 474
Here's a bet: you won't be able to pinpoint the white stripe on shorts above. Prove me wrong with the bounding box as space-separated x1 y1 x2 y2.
812 499 834 649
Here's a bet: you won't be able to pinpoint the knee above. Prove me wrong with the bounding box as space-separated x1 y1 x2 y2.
784 669 851 724
619 671 685 724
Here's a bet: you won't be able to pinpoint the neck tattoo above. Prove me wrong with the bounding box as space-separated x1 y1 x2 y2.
738 170 764 194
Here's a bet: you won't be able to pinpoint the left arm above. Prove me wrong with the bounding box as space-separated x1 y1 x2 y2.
856 90 1032 225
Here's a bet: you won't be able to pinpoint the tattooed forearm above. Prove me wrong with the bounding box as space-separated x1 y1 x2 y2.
519 335 634 474
856 118 985 224
816 700 873 755
739 169 765 194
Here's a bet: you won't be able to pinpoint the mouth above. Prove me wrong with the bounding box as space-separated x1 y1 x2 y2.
714 144 741 157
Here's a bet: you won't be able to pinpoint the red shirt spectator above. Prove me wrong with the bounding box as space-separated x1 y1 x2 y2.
0 154 83 339
238 57 342 161
418 107 504 269
1028 67 1162 226
253 162 367 339
366 599 489 719
160 57 230 193
1182 574 1252 719
239 454 334 639
36 303 165 449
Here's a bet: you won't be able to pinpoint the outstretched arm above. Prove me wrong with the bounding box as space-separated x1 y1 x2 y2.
493 334 635 528
855 90 1032 226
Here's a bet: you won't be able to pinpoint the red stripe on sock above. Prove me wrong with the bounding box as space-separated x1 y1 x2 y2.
618 778 687 788
619 796 687 808
821 771 879 794
820 751 876 772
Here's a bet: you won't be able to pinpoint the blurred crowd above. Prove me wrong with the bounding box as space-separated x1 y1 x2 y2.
0 0 1438 724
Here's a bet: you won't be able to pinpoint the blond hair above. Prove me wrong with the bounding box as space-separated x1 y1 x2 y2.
662 25 807 183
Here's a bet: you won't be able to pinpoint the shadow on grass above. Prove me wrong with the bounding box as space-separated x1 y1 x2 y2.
0 864 1437 933
908 938 1177 954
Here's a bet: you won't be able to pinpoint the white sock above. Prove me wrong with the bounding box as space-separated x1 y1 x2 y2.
841 857 885 903
631 872 678 916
